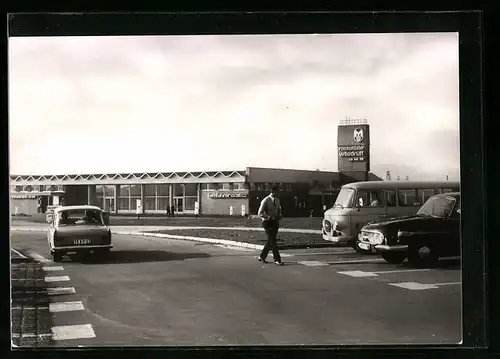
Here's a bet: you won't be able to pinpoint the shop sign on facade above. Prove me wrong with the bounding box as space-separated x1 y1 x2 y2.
11 194 37 199
208 191 248 199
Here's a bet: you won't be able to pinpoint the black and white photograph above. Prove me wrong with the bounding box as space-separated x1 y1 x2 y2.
9 30 462 347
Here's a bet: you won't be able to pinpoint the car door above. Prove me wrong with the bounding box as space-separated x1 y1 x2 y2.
443 203 461 257
427 197 461 258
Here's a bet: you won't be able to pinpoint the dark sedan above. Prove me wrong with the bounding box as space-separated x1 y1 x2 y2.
357 192 460 266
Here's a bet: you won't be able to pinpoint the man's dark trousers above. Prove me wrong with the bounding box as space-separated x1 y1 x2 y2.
260 219 281 262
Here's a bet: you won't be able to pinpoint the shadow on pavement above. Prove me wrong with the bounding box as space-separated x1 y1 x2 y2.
76 250 212 265
399 258 461 270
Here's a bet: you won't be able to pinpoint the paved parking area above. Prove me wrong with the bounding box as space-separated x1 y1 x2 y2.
11 231 462 346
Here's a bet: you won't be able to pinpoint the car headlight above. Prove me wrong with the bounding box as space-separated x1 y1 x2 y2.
372 232 384 245
362 231 384 245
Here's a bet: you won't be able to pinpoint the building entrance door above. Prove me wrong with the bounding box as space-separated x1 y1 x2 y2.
175 197 184 213
104 198 115 212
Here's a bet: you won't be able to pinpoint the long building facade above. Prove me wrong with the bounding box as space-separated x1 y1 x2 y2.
10 167 382 217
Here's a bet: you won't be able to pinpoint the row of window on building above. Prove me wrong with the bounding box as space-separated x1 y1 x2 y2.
95 183 249 212
10 182 300 194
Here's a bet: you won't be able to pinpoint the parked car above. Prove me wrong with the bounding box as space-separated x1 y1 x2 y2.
322 180 459 252
357 192 460 266
47 205 112 262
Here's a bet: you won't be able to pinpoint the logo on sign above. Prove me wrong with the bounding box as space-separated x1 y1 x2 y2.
353 128 364 143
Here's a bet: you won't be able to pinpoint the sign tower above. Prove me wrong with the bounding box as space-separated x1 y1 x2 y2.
337 118 371 181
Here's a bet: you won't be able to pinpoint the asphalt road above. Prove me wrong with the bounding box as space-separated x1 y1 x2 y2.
10 231 462 347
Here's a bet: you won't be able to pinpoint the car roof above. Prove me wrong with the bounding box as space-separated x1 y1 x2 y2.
54 205 102 212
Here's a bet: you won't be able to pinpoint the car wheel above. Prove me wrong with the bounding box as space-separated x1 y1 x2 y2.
381 252 407 264
408 243 439 267
52 252 63 263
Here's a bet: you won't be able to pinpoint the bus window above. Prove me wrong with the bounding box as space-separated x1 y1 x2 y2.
397 189 420 207
418 189 436 204
437 188 456 194
385 189 397 207
356 189 385 208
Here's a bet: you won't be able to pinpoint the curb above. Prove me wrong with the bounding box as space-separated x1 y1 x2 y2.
114 231 338 251
11 228 46 232
10 227 337 251
113 231 265 250
110 226 322 234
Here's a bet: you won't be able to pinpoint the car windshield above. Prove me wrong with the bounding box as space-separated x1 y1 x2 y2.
417 196 456 218
57 209 103 225
333 188 355 208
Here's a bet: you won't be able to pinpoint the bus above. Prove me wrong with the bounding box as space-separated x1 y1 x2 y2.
322 180 460 251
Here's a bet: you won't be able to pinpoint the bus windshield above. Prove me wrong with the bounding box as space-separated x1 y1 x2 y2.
333 188 355 209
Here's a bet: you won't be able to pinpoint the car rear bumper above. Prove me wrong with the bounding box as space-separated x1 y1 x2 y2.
52 244 113 252
374 244 408 252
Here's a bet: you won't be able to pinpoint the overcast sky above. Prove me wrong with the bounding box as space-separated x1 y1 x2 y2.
9 33 460 180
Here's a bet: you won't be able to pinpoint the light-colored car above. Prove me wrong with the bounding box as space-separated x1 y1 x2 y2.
47 205 112 262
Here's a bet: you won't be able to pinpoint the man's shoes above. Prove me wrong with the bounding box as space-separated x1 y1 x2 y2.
274 261 284 266
258 257 268 263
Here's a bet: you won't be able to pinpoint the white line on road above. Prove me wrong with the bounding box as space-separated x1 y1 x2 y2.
11 249 28 259
297 261 329 267
51 324 96 341
338 270 378 277
49 301 85 313
388 282 461 290
12 306 49 310
47 287 76 296
42 266 64 271
44 276 70 282
338 269 430 277
372 269 431 274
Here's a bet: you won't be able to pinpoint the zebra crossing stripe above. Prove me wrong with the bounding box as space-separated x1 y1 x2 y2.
44 276 70 282
47 287 76 296
49 301 84 313
298 261 329 267
51 324 96 341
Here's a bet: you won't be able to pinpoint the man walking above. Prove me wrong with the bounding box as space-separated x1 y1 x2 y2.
257 184 284 266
